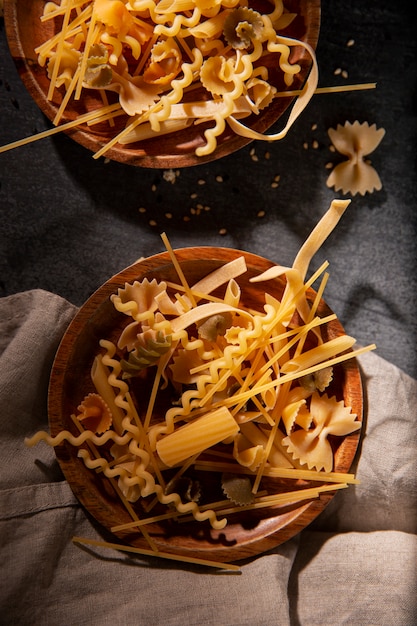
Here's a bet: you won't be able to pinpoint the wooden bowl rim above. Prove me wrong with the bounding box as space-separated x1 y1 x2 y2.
48 246 363 562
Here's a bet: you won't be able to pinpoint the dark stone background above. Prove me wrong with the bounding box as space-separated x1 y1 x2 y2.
1 1 416 376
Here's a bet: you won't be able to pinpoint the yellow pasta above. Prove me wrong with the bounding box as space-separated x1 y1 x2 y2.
23 0 319 157
156 406 240 467
25 201 376 567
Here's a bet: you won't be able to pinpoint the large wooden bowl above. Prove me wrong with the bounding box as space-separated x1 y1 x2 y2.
4 0 320 168
48 247 363 564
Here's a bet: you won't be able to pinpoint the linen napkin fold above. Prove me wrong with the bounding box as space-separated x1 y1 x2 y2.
0 290 416 626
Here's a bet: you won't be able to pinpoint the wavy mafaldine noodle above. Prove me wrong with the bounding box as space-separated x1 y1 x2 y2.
25 428 132 449
99 339 132 417
153 8 202 38
78 447 227 529
148 48 203 131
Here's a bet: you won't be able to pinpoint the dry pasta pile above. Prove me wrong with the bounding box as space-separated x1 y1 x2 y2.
26 199 375 552
37 0 318 156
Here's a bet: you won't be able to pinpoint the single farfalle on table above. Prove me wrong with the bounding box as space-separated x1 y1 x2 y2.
326 121 385 196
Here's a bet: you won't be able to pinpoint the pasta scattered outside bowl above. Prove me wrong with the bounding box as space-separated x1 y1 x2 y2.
4 0 320 168
29 202 374 566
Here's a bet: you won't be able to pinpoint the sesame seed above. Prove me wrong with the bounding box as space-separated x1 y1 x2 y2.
329 145 336 153
219 228 227 235
250 147 255 156
264 151 271 160
303 142 309 150
190 192 198 199
341 70 348 79
251 154 259 162
204 206 211 211
149 219 157 226
347 38 355 47
311 123 318 131
190 207 196 215
271 182 279 188
183 215 191 222
274 174 281 182
312 140 319 149
197 179 206 185
334 67 342 76
215 175 224 182
163 169 178 184
325 162 333 169
165 212 173 219
196 203 204 210
151 184 157 192
257 210 266 218
138 207 146 213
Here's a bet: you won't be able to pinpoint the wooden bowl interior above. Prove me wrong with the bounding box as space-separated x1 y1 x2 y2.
5 0 320 167
48 247 362 563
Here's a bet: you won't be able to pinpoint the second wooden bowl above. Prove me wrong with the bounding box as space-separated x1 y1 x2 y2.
48 247 363 564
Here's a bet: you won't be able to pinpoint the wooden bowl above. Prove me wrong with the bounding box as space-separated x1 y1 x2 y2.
4 0 320 168
48 247 363 564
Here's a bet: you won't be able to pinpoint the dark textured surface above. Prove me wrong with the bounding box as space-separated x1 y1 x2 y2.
1 1 416 376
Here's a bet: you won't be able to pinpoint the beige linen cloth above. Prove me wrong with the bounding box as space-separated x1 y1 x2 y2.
1 290 416 626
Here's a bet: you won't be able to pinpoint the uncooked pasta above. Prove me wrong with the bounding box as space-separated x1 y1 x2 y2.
32 0 319 157
26 200 376 557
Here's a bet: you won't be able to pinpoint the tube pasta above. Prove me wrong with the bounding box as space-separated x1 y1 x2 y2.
32 0 318 157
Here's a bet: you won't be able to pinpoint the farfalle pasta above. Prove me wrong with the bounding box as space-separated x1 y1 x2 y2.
326 120 386 196
35 0 318 157
26 200 376 551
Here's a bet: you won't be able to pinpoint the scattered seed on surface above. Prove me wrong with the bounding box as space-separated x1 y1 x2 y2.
347 38 355 47
151 184 157 192
303 142 309 150
271 182 279 188
219 228 227 235
329 145 336 153
163 169 178 184
204 205 211 211
139 207 146 213
197 178 206 185
312 140 319 149
311 123 318 131
334 67 342 75
165 212 172 219
341 70 348 79
190 192 198 199
215 175 224 182
251 154 259 162
149 219 157 227
264 151 271 160
325 162 333 169
274 174 281 182
183 215 191 222
257 210 266 218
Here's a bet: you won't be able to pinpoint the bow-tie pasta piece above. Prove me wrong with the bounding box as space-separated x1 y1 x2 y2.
75 393 113 434
282 392 361 473
326 121 385 196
